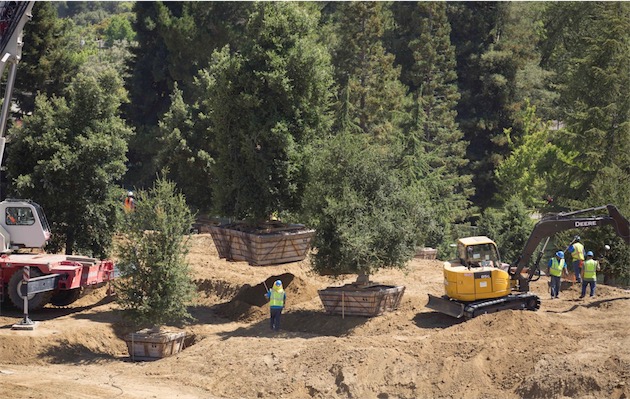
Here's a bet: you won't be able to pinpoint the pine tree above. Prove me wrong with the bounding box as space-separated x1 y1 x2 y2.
542 2 630 208
330 2 407 141
16 2 82 115
156 84 215 210
391 2 472 232
447 2 552 210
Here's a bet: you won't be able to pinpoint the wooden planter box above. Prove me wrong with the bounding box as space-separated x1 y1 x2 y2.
318 284 405 317
209 223 315 266
125 330 186 361
415 247 437 260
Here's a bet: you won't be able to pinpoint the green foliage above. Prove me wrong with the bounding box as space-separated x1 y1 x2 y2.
390 2 472 229
201 3 333 221
303 132 427 276
115 174 195 329
495 101 560 209
477 197 534 264
156 85 215 210
330 2 407 141
447 2 554 210
103 13 136 46
542 2 629 208
6 67 132 257
17 3 83 115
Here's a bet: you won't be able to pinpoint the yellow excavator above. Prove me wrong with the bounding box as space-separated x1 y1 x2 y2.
427 205 630 319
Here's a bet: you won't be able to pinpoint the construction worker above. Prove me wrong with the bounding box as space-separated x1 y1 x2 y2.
547 251 567 299
124 191 135 212
567 236 585 283
580 251 600 299
265 280 286 332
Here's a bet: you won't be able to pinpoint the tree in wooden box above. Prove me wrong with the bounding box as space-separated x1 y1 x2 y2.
115 175 195 360
198 3 331 265
303 132 427 317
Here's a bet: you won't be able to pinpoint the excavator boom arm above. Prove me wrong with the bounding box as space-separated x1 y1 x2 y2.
511 205 630 280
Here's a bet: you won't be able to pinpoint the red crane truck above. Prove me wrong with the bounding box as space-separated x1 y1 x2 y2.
0 2 116 311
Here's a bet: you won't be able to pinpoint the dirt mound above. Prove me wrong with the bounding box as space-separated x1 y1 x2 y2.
0 233 628 399
214 272 321 322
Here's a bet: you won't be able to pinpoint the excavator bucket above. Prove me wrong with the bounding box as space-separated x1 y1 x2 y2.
426 294 465 318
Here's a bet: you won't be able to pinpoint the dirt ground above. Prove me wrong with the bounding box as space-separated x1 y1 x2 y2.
0 234 628 399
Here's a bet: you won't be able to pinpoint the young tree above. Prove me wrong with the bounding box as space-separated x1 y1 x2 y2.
303 131 427 278
6 66 132 257
115 174 195 329
200 2 333 221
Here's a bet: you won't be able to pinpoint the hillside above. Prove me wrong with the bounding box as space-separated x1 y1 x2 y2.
0 234 628 399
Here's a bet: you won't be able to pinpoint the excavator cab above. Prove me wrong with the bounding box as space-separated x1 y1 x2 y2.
0 199 51 252
458 237 502 269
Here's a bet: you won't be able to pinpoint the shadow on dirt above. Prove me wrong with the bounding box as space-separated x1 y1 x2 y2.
217 309 370 340
412 311 465 329
0 294 117 324
40 341 119 364
545 296 629 314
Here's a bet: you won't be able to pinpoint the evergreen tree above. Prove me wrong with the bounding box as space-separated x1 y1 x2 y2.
156 84 214 210
115 174 195 329
6 66 132 257
303 131 427 277
199 3 333 221
447 2 551 210
542 2 630 208
16 2 82 116
390 2 472 235
330 2 407 141
124 2 252 187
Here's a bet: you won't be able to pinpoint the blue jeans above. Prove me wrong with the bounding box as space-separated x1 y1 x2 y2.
270 307 283 331
581 280 596 297
550 275 561 298
573 261 583 283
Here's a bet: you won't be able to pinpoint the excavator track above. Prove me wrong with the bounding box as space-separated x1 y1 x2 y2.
463 293 540 320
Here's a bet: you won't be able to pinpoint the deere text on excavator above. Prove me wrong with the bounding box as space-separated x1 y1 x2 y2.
427 205 630 319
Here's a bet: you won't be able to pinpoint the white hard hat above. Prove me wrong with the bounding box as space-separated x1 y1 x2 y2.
127 191 134 196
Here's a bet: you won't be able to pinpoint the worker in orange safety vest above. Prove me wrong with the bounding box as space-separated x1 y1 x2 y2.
124 191 135 212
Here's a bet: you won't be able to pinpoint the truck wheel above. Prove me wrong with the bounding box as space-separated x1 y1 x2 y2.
7 268 54 311
50 288 82 307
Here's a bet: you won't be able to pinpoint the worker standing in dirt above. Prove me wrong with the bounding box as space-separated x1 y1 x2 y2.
567 236 585 283
547 251 567 299
579 251 600 299
265 280 286 331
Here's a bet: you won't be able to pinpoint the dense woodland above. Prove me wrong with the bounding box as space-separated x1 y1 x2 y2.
4 2 629 281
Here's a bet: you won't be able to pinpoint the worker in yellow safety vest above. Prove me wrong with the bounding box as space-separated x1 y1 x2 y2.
568 236 585 283
547 251 567 299
579 251 600 299
265 280 286 332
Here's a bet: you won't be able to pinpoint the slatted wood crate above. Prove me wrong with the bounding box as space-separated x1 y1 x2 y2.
209 223 315 266
318 284 405 317
415 247 438 260
125 330 186 361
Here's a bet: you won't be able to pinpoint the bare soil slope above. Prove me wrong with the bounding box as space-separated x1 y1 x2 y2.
0 234 628 399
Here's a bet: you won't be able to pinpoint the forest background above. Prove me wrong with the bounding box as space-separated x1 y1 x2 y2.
3 2 629 283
